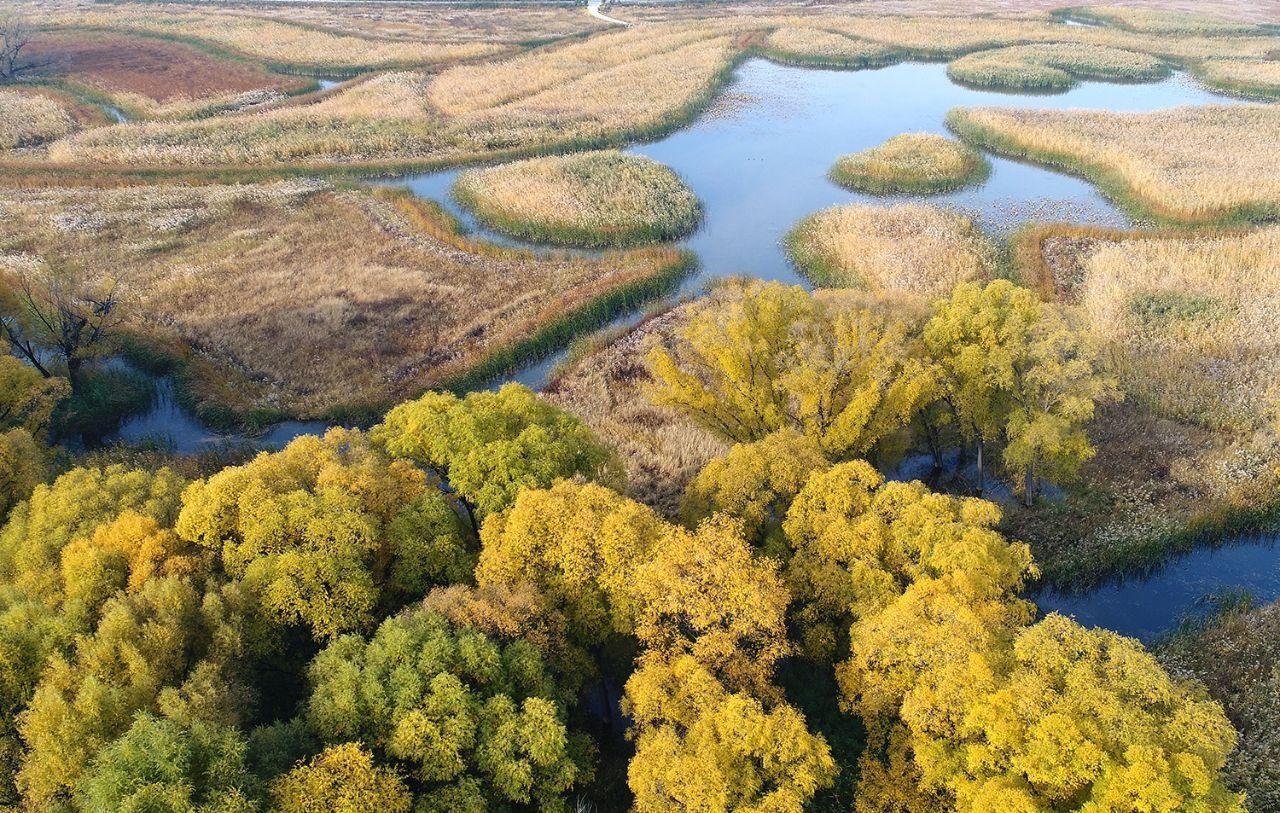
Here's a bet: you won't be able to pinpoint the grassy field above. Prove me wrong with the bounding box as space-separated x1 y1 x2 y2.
787 203 994 294
0 90 79 151
946 43 1169 91
453 151 700 248
0 180 690 421
948 104 1280 223
1195 59 1280 100
830 133 988 194
1056 5 1268 35
760 26 903 68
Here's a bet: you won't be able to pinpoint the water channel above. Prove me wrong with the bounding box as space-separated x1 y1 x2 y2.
101 57 1278 639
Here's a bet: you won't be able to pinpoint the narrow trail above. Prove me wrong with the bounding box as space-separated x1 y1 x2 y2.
587 0 629 27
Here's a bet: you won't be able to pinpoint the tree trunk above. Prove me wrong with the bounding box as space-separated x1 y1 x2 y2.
66 355 83 388
1023 461 1036 507
975 439 984 497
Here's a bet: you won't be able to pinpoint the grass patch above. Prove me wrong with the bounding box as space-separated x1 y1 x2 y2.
946 43 1169 92
1194 59 1280 101
947 104 1280 224
0 89 78 151
786 203 994 295
759 26 903 69
453 150 701 248
1053 6 1266 36
829 133 988 195
51 364 155 443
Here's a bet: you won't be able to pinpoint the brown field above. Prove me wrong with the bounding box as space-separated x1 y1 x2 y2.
0 181 688 418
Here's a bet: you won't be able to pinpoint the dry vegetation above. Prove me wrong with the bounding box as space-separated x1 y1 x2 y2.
1061 5 1268 35
1196 58 1280 99
0 181 689 418
0 89 77 150
787 203 995 295
25 30 314 120
760 26 902 68
453 150 700 247
946 42 1169 91
948 104 1280 223
830 133 988 194
46 7 504 72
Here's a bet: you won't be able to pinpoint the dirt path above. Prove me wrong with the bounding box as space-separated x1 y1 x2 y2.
587 0 628 27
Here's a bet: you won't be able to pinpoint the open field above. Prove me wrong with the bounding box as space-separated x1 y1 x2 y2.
946 42 1169 91
830 133 987 194
453 151 700 247
0 181 690 420
787 203 994 294
25 30 315 121
948 104 1280 223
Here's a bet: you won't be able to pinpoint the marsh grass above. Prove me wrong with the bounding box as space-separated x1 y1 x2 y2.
947 104 1280 224
947 42 1169 91
0 90 77 151
786 203 994 295
760 26 903 68
830 133 988 194
52 364 156 443
453 151 701 248
1195 59 1280 100
1055 6 1266 36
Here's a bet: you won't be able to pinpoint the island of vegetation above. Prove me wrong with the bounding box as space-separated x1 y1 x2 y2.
946 43 1169 92
829 133 989 194
453 150 702 248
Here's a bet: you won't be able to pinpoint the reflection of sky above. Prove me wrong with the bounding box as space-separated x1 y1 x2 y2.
1038 537 1280 643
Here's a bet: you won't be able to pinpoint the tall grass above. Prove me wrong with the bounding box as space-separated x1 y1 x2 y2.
947 104 1280 224
1195 59 1280 100
1054 6 1266 36
453 151 701 248
829 133 988 194
786 203 994 295
760 26 902 69
0 91 76 150
947 43 1169 92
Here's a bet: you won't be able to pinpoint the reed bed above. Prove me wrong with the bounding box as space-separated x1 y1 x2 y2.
786 203 994 295
1195 59 1280 100
50 8 504 72
760 26 903 68
1075 227 1280 431
948 104 1280 223
830 133 988 194
947 43 1169 91
0 90 76 150
453 151 700 248
1060 6 1266 36
0 181 689 419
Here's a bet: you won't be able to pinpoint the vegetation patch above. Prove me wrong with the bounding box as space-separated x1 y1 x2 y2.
787 203 994 295
1056 5 1267 36
829 132 988 194
760 26 902 68
947 43 1169 92
1195 59 1280 100
454 150 700 248
0 90 77 150
50 363 155 443
948 103 1280 223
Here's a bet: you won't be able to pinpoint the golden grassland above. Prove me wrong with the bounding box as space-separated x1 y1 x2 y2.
830 133 988 194
0 181 690 420
946 43 1169 91
0 90 78 151
947 104 1280 223
46 7 506 73
453 151 700 248
1001 224 1280 586
1059 5 1268 35
1195 59 1280 100
787 203 995 295
760 26 902 68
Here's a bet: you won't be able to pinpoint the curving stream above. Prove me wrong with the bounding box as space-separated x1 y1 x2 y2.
102 58 1279 639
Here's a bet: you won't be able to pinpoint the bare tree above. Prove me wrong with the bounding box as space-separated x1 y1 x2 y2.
0 13 48 83
1 265 120 385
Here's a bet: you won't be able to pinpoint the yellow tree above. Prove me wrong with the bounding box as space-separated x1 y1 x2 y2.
0 429 49 521
624 653 836 813
272 743 411 813
0 356 68 437
647 281 936 460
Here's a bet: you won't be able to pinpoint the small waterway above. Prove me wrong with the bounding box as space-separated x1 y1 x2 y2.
1038 534 1280 643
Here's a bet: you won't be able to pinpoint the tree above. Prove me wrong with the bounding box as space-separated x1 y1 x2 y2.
176 429 469 640
476 480 667 645
0 429 49 521
0 463 186 603
0 264 120 385
647 281 936 460
0 14 46 84
271 743 410 813
923 281 1118 503
304 607 585 810
624 653 836 813
77 714 259 813
374 383 622 525
0 357 68 436
782 461 1036 660
680 428 828 548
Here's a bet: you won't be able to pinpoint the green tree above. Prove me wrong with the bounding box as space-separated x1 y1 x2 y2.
77 714 259 813
647 281 936 459
923 280 1118 503
680 428 829 547
0 429 49 521
176 429 469 641
271 743 410 813
305 606 585 811
374 383 621 524
625 653 836 813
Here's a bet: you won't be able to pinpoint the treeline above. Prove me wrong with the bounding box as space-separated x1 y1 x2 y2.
0 280 1247 812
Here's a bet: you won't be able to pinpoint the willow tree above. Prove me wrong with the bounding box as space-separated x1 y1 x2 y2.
647 281 936 460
